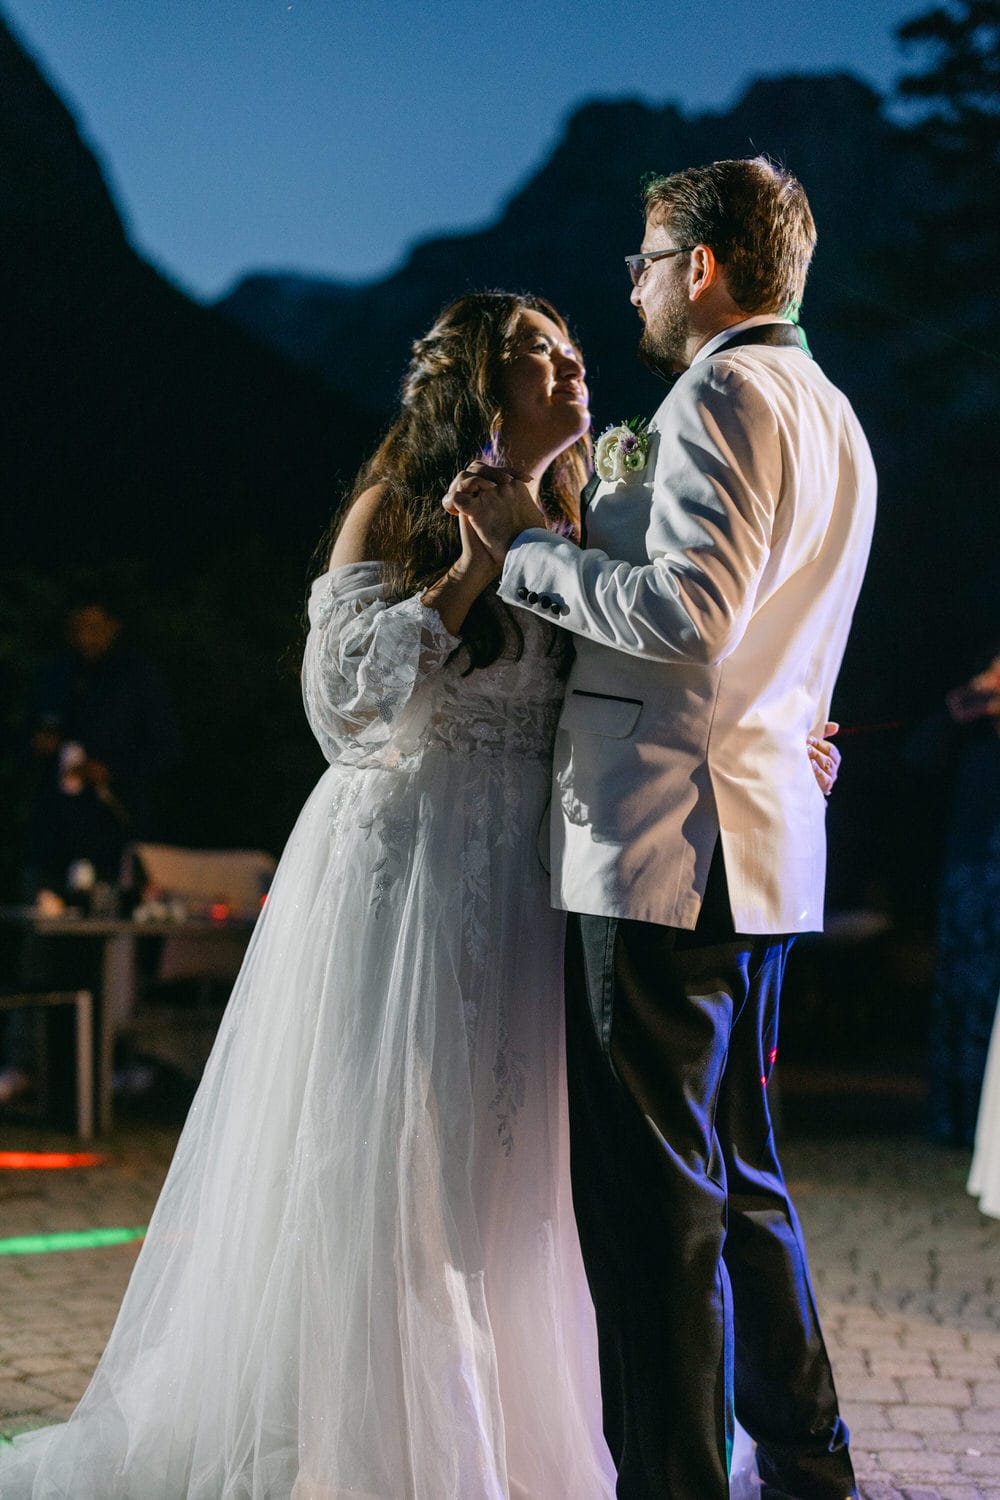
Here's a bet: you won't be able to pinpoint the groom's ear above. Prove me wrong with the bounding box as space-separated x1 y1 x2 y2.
689 244 721 302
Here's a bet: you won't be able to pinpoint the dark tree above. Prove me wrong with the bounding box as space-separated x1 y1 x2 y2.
880 1 1000 649
895 1 1000 354
899 0 1000 155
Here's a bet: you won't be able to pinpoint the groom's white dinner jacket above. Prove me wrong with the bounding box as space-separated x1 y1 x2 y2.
497 319 876 934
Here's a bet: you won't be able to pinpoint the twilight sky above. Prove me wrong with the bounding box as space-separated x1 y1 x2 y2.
5 0 924 301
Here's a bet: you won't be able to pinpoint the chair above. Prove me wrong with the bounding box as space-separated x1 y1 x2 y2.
128 844 276 1079
133 842 274 979
0 990 95 1140
133 843 275 916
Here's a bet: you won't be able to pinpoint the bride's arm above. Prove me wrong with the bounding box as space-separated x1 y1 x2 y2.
304 487 498 765
421 515 500 635
331 486 499 636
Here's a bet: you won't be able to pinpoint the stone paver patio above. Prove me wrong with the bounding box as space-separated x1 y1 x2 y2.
1 1123 999 1497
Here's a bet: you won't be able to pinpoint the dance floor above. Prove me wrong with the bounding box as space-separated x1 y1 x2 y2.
1 1125 999 1498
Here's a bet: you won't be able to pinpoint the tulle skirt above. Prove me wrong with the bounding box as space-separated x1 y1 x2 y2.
0 749 616 1498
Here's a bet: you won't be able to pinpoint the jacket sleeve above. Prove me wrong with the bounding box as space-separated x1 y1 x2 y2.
497 363 781 665
301 561 461 766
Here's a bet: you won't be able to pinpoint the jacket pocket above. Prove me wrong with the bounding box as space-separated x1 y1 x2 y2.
560 689 643 739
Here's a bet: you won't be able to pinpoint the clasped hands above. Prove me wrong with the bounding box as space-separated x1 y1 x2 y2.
442 462 543 566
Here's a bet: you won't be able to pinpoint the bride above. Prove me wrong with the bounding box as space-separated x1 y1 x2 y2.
1 290 611 1500
0 291 837 1499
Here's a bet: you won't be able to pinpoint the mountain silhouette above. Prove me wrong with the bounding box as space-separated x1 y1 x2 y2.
0 12 376 572
220 73 917 453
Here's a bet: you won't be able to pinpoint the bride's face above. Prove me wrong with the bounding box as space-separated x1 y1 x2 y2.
495 310 590 464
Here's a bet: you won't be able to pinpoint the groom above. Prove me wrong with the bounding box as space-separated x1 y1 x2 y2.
451 158 875 1499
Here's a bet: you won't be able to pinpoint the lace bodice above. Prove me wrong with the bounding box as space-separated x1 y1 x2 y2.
302 562 565 770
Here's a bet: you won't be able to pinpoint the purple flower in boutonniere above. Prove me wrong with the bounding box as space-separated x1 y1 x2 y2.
594 415 650 482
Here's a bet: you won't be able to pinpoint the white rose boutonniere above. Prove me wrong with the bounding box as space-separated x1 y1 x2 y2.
593 416 651 482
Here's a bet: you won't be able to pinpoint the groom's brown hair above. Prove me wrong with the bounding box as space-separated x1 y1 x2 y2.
644 157 816 315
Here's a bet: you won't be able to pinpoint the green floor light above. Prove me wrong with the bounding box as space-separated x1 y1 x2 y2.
0 1226 146 1255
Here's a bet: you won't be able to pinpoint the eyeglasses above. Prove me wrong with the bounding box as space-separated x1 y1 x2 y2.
625 247 694 286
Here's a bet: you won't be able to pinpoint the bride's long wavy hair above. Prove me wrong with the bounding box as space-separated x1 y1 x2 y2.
324 291 592 671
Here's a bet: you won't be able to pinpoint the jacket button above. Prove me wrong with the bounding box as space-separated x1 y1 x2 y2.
558 604 570 616
527 591 539 604
538 594 552 608
516 586 529 601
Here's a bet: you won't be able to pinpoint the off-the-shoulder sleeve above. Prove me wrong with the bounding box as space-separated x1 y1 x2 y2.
301 561 462 766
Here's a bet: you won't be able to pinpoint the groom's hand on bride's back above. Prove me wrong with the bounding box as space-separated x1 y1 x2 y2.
807 721 841 797
443 462 542 562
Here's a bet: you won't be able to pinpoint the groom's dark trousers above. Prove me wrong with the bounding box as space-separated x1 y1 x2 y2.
565 844 857 1500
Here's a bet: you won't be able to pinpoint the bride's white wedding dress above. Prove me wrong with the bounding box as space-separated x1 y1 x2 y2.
0 563 615 1499
1 561 759 1499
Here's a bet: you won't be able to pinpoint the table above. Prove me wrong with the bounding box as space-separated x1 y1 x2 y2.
0 909 255 1133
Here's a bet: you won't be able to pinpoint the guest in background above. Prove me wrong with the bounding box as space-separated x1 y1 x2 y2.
23 592 180 899
0 593 180 1106
907 644 1000 1148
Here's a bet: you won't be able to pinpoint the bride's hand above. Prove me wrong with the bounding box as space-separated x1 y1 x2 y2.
443 462 541 562
807 721 841 797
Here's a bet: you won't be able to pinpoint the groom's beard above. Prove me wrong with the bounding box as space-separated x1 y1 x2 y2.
638 285 690 379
